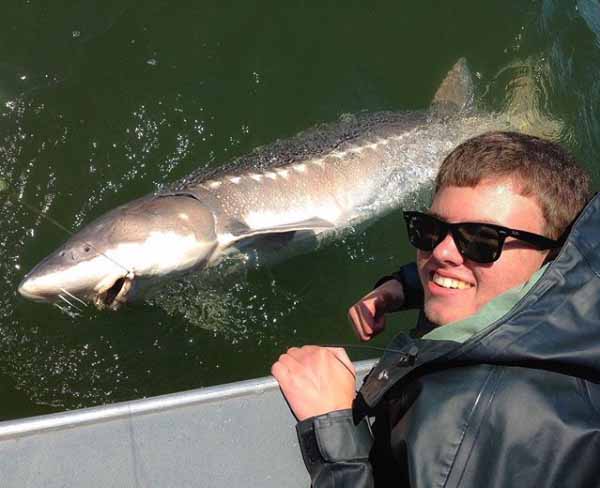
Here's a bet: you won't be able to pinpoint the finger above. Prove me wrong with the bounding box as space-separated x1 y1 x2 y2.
286 345 318 362
371 313 385 331
366 294 388 321
349 302 375 341
361 297 388 337
271 358 296 388
271 355 316 392
348 306 370 341
271 360 288 381
276 351 305 375
271 351 296 379
372 300 386 321
280 350 328 390
285 346 354 382
356 302 377 341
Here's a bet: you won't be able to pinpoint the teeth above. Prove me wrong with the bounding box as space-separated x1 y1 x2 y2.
433 273 472 290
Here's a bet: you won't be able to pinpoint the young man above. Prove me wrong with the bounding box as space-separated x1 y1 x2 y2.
272 131 600 487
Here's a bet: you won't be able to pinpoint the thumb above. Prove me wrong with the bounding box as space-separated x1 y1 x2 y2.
372 312 386 333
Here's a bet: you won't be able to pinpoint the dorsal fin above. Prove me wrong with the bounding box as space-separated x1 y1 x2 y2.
431 58 475 114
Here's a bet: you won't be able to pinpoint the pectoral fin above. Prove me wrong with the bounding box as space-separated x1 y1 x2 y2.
226 217 335 240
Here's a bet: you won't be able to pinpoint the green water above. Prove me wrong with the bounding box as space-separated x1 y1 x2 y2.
0 1 599 420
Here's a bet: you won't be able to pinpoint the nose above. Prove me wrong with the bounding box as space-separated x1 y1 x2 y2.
431 232 464 265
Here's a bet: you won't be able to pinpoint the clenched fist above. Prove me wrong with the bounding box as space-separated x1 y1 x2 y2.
348 279 405 341
272 346 356 421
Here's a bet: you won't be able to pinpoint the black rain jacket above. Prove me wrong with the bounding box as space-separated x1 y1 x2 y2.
296 193 600 487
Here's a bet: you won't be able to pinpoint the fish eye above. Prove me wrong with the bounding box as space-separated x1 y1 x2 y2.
83 245 91 253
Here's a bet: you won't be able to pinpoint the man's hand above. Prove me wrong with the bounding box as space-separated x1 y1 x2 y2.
271 346 356 421
348 279 405 341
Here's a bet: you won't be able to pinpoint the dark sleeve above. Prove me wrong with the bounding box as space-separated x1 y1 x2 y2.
373 262 423 311
296 409 374 488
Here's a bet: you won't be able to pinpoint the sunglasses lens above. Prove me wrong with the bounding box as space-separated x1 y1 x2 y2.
405 212 507 263
454 224 502 263
405 213 446 251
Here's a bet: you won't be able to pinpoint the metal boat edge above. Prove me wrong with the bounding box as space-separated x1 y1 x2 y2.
0 359 378 488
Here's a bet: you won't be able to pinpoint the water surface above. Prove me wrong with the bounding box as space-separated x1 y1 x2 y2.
1 1 599 419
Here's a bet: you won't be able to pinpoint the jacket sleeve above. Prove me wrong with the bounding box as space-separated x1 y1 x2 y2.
373 262 423 311
296 409 374 488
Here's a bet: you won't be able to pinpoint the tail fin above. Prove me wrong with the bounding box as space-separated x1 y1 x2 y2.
433 57 563 140
498 57 563 140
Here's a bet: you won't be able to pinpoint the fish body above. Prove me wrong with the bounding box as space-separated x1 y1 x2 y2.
17 59 515 309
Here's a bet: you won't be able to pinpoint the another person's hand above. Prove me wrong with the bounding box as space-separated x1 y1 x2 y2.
348 279 405 341
271 346 356 421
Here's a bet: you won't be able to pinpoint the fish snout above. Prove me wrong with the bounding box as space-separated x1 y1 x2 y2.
17 275 50 302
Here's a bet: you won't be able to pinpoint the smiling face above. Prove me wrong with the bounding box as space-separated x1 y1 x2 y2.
417 178 550 326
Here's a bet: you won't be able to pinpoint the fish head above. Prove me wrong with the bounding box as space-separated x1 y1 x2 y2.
18 194 218 310
17 226 133 310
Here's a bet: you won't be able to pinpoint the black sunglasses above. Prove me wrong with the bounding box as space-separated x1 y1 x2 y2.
403 211 563 264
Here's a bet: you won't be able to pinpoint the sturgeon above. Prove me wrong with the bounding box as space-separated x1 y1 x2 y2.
17 59 521 310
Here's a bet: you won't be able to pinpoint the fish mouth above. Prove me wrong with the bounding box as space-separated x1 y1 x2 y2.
95 276 134 311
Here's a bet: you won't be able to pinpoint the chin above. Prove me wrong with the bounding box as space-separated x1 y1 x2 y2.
425 304 469 327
